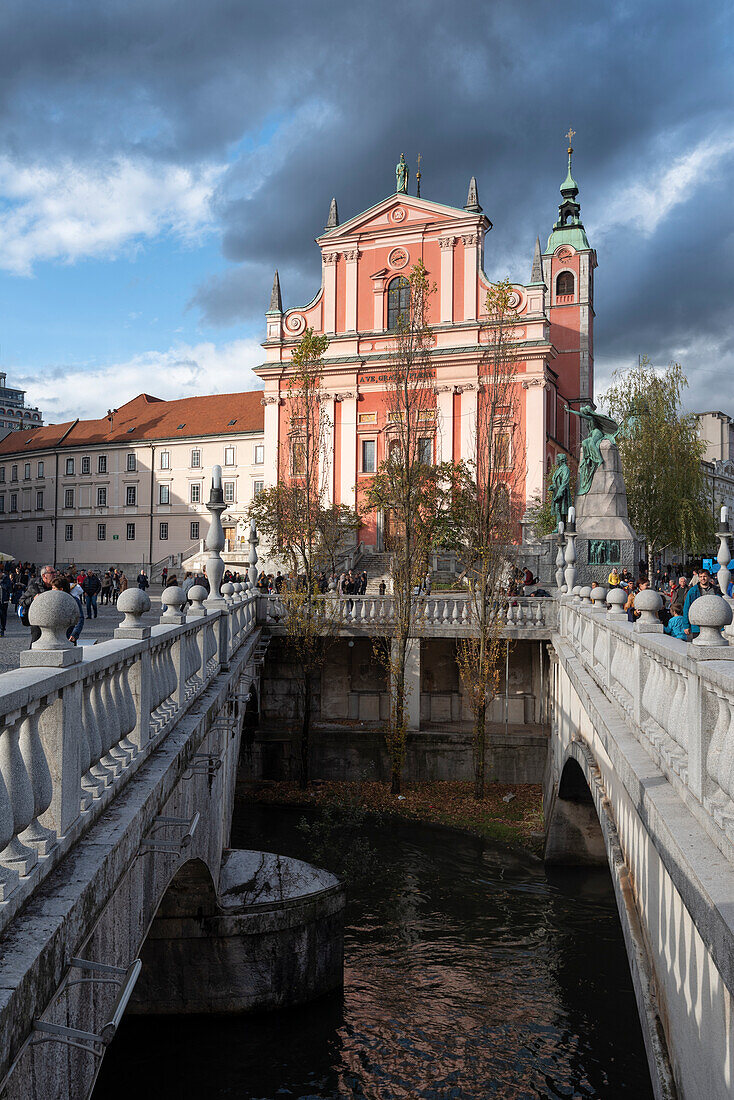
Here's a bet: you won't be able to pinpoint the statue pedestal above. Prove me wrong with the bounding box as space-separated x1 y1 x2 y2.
575 439 641 583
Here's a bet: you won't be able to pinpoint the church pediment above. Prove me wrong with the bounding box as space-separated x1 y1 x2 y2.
318 194 483 242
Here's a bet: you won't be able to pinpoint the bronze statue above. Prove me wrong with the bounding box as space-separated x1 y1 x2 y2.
550 453 571 525
566 403 621 495
396 153 409 194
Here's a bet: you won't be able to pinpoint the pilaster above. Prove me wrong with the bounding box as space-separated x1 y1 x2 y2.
436 386 454 464
439 237 456 323
344 250 359 332
323 253 338 335
462 234 478 321
337 393 357 510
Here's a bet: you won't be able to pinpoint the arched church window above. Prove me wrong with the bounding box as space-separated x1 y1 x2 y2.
387 276 410 331
556 271 574 297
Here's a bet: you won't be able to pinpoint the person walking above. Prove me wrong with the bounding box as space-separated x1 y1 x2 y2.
82 570 101 619
100 571 112 605
0 571 11 637
136 570 149 592
161 566 168 587
119 571 128 593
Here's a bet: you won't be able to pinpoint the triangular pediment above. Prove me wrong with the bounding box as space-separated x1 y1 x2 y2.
317 193 483 242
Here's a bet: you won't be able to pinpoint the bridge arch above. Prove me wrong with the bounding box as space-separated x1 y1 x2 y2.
545 742 609 865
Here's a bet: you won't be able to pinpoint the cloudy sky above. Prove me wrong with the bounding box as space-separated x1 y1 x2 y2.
0 0 730 424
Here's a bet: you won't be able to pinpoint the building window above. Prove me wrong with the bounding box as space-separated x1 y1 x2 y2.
126 522 135 541
190 483 201 504
556 271 574 297
81 456 91 475
418 437 433 465
36 525 43 543
160 450 170 470
11 465 17 481
387 276 410 331
159 522 169 541
126 486 137 506
190 521 200 540
224 446 235 466
97 523 106 541
494 431 510 469
9 493 17 512
23 463 30 479
224 481 235 503
159 484 170 505
253 480 264 498
126 453 136 472
65 458 74 476
36 491 43 510
98 455 107 474
65 524 73 542
361 439 376 473
254 444 264 465
290 439 305 476
0 468 4 483
191 448 201 468
37 461 44 478
97 487 107 507
64 489 74 508
0 496 4 514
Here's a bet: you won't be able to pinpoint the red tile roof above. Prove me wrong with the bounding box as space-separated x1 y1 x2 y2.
0 391 265 456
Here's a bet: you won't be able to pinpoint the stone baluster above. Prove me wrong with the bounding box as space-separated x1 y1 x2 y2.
161 586 187 708
81 684 111 791
19 706 64 856
20 590 84 837
187 585 210 685
563 510 577 593
115 663 138 758
0 710 38 875
91 674 120 777
555 525 566 592
102 670 129 769
0 767 18 899
204 465 227 609
715 512 734 640
247 520 259 588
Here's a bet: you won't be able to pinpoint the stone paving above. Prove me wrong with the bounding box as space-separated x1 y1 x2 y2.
0 585 165 673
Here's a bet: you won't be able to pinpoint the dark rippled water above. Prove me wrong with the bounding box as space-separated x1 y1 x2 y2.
95 803 653 1099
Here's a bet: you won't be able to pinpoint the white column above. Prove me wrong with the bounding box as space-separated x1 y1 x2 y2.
523 378 547 510
320 396 335 504
439 238 455 323
323 254 337 334
373 279 384 331
344 250 359 331
436 387 454 464
460 387 477 462
339 394 357 509
462 234 478 321
262 398 279 488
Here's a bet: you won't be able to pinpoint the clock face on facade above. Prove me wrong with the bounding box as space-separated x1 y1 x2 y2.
388 247 409 269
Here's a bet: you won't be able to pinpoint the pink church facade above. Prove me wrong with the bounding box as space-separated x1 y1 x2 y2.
255 151 596 550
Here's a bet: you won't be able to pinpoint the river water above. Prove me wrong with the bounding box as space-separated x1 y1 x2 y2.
94 802 653 1099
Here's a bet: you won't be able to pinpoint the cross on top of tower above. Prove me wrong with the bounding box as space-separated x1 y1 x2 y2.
565 127 576 153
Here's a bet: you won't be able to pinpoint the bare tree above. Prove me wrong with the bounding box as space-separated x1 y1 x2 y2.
452 278 524 799
364 261 454 794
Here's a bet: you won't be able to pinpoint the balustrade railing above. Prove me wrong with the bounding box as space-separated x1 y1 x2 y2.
0 582 259 922
559 587 734 863
260 593 557 633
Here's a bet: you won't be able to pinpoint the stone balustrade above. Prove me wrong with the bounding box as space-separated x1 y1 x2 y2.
559 590 734 865
260 593 557 637
0 585 258 930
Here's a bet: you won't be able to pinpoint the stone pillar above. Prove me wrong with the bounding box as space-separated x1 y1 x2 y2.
372 275 384 331
323 253 337 334
439 237 455 323
338 393 357 511
460 386 477 462
344 250 359 331
522 377 547 515
436 386 454 464
462 234 478 321
320 396 335 504
204 466 227 609
392 638 420 731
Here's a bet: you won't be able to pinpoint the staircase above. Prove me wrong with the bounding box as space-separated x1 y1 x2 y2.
360 551 393 594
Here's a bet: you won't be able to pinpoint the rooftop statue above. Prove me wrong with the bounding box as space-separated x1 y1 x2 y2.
396 153 409 194
550 453 571 524
566 403 622 496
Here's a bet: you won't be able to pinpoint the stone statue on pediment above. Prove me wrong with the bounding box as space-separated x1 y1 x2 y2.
396 153 409 194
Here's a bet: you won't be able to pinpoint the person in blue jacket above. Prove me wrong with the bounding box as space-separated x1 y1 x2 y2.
664 598 687 640
681 569 717 638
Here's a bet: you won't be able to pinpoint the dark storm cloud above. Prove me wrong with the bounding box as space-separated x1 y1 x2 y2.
0 0 731 408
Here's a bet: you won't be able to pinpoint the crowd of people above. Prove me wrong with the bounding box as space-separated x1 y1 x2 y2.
602 561 733 640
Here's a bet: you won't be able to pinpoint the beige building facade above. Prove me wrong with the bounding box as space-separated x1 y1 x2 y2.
0 391 264 572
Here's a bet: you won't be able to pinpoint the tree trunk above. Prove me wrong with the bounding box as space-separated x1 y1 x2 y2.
299 672 311 790
473 702 487 800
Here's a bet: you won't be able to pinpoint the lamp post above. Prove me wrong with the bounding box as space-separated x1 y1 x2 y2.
564 506 577 593
716 505 734 635
204 465 227 608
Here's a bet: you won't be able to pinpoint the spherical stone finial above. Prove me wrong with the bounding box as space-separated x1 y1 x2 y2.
571 585 582 603
221 582 235 602
232 582 242 595
28 590 79 649
607 588 627 616
591 586 608 610
187 585 208 615
579 586 592 604
634 589 663 627
161 585 187 622
689 593 733 648
117 588 151 629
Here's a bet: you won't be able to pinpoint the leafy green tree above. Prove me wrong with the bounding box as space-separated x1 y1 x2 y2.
601 359 714 565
